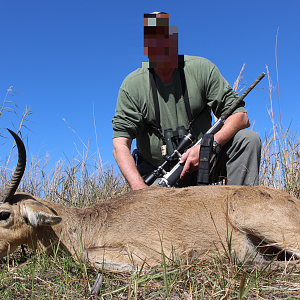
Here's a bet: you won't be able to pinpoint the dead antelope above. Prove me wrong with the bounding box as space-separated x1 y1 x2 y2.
1 129 300 270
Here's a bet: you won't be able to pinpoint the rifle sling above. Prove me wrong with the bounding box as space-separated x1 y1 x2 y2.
197 133 214 185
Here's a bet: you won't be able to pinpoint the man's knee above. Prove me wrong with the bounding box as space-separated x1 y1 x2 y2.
235 129 261 151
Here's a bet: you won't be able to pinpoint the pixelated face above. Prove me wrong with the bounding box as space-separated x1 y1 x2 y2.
144 13 178 69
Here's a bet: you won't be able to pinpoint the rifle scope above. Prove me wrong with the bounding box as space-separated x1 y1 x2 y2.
144 132 195 186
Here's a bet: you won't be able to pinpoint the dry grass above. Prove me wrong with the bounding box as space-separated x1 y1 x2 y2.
19 154 130 207
259 66 300 198
1 246 300 299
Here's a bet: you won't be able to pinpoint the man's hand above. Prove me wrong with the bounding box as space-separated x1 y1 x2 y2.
179 112 250 179
179 145 200 179
113 137 147 191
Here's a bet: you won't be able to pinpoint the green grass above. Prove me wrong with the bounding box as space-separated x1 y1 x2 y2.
1 246 300 299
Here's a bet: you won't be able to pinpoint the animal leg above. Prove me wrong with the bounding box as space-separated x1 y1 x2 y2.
84 245 152 271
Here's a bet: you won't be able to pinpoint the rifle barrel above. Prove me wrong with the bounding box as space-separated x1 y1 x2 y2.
220 72 265 121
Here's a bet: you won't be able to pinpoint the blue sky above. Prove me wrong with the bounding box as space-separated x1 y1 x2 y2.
0 0 299 173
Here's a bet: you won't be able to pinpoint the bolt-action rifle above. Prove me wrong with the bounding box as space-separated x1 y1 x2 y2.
144 72 265 187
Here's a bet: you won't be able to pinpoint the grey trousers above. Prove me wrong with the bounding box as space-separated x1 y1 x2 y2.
139 129 261 187
211 129 261 186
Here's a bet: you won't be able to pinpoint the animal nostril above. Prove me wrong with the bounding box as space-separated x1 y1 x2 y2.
0 211 11 221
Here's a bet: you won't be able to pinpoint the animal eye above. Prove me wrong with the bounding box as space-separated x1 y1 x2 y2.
0 211 11 221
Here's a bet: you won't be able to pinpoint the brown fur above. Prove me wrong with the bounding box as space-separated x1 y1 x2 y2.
1 185 300 270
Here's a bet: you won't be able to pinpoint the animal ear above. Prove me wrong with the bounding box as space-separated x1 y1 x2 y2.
20 199 62 227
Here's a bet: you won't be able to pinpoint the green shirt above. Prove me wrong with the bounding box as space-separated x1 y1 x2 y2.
112 55 246 167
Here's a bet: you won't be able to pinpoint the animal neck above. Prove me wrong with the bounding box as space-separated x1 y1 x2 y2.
34 199 108 256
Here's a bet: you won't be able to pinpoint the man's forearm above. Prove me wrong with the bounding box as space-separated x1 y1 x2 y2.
113 138 147 190
214 112 250 146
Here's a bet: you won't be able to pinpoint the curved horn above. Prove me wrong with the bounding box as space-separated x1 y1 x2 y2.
0 129 26 204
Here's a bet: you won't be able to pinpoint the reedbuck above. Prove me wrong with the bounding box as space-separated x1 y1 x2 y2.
1 129 300 270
